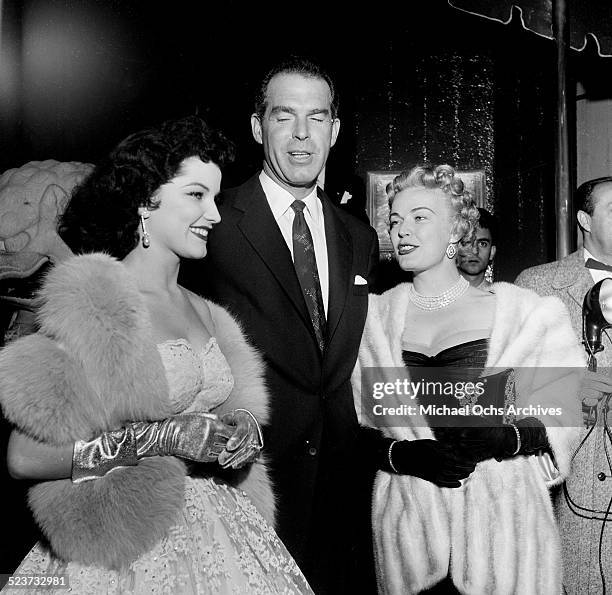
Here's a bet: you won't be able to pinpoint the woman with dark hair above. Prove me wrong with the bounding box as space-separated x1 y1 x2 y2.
0 116 313 593
352 165 583 594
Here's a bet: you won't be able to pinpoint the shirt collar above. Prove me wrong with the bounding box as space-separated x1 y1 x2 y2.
583 247 612 282
582 247 612 265
259 170 320 221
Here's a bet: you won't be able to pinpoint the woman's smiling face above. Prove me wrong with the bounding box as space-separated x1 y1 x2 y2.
389 187 455 273
146 156 222 260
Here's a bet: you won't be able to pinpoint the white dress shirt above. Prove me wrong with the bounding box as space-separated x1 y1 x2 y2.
583 247 612 283
259 171 329 315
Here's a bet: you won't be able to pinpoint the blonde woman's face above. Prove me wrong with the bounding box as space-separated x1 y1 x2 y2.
389 188 455 273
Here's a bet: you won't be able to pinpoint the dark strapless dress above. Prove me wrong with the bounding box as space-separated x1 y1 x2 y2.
402 337 489 370
402 338 515 428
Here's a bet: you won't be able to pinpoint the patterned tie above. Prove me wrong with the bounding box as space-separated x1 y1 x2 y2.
290 200 326 351
585 258 612 273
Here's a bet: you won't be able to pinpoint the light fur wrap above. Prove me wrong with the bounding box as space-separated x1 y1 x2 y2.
0 253 275 570
352 282 584 595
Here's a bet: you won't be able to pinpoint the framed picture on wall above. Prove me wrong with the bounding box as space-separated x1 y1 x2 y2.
366 169 487 259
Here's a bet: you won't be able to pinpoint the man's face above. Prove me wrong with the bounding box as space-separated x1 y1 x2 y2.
251 72 340 199
457 226 496 276
581 182 612 257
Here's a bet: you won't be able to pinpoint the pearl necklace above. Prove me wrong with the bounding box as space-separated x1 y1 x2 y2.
408 276 470 310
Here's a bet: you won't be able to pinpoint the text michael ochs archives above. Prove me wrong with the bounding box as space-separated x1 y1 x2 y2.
360 367 577 428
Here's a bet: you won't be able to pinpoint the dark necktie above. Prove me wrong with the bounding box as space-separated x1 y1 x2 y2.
290 200 326 351
585 258 612 273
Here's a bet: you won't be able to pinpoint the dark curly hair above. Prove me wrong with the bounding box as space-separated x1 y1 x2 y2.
476 207 497 244
253 55 339 119
58 116 234 259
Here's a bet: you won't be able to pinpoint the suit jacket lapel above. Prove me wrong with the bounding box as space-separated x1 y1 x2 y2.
321 188 352 346
233 175 311 327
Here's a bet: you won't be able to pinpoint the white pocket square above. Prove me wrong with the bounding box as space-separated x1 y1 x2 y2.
354 275 368 285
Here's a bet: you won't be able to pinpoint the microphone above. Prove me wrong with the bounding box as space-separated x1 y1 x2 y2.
577 280 612 594
583 278 612 369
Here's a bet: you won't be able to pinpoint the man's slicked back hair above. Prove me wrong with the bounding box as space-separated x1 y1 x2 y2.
254 56 338 119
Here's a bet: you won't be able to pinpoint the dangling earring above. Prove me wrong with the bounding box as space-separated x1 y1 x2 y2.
485 263 494 283
445 243 457 259
138 208 150 248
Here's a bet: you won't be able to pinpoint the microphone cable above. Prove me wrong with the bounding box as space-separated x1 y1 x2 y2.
563 330 612 593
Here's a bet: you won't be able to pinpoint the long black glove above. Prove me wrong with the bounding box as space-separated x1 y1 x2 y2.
359 426 476 488
385 438 477 488
433 416 550 463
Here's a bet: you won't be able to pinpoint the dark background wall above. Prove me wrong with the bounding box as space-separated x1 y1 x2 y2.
5 0 608 279
1 0 612 574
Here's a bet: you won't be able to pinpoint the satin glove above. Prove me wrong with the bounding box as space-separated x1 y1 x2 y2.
133 412 234 461
434 416 550 463
384 438 476 488
218 408 264 469
72 412 234 483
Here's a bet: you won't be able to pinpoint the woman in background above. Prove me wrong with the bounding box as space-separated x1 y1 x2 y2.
0 116 312 594
353 164 583 594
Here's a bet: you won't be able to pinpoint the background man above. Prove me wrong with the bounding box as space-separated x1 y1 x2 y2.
515 177 612 594
187 57 379 593
457 207 496 290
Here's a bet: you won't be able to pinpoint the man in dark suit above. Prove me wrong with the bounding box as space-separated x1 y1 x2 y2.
194 57 379 593
515 177 612 594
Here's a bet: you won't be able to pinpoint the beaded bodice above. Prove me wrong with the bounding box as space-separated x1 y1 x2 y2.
157 337 234 415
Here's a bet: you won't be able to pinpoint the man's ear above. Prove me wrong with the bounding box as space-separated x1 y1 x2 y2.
330 118 341 148
489 245 497 262
577 210 592 233
251 114 263 145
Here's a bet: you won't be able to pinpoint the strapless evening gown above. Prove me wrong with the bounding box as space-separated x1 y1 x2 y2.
402 338 516 427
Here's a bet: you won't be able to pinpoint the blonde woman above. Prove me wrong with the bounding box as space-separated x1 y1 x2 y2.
353 165 583 594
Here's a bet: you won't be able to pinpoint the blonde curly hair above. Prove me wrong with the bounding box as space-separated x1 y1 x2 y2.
386 164 480 244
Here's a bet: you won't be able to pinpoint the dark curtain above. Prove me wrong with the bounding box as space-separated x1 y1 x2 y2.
339 7 557 284
2 0 561 285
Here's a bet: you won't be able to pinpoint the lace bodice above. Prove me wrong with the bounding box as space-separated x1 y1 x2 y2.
157 337 234 415
5 340 314 594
